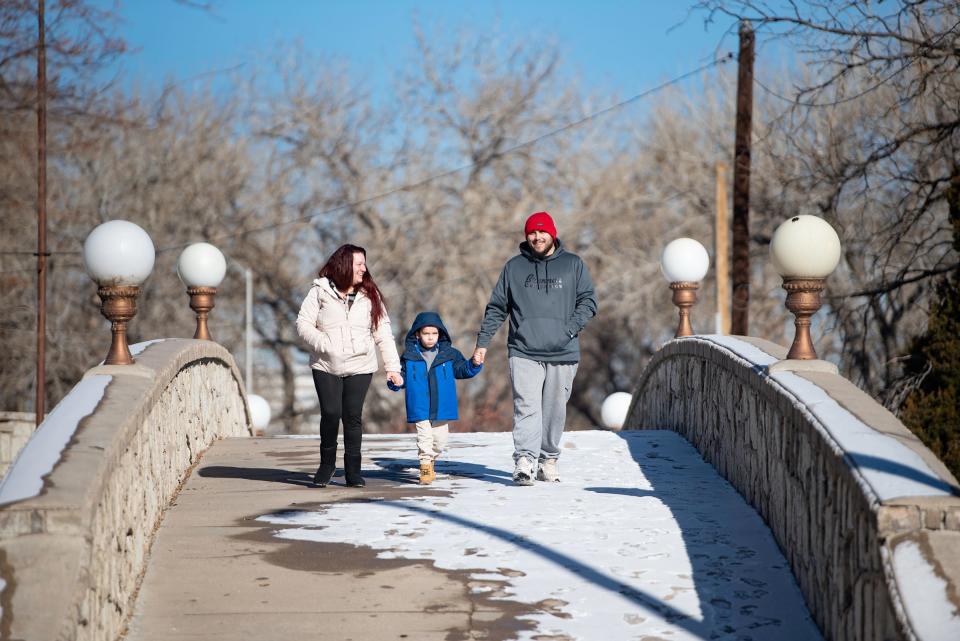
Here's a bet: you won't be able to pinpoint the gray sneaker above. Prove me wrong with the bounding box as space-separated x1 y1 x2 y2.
513 456 535 486
536 458 560 482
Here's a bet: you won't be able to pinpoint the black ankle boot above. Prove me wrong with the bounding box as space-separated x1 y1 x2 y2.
313 463 335 487
344 454 365 487
314 447 337 487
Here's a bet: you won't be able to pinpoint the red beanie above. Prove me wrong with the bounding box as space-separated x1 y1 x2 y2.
524 211 557 239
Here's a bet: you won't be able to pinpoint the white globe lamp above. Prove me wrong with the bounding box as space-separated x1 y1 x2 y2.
82 220 156 365
247 394 272 433
177 243 227 341
83 220 155 287
660 237 710 283
770 215 841 278
660 238 710 337
177 242 227 288
601 392 632 430
769 216 842 360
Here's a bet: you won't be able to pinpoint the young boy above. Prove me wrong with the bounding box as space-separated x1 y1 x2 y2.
388 312 482 484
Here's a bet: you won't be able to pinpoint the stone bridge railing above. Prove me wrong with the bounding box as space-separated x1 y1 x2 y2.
625 335 960 641
0 339 251 641
0 414 34 480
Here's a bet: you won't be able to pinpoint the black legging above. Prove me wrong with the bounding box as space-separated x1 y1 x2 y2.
311 370 373 457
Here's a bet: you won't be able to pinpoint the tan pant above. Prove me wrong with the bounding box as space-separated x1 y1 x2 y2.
415 420 449 463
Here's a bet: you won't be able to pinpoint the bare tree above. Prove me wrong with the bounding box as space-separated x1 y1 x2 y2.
0 0 126 412
11 7 940 434
693 1 960 404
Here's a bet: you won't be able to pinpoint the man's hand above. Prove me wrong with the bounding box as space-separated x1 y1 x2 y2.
472 347 486 366
386 372 404 387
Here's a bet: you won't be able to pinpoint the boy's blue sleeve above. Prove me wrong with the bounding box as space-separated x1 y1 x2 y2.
453 351 482 379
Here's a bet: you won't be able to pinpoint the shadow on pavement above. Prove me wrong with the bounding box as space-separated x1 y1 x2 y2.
367 499 712 638
372 457 515 486
591 430 822 640
198 465 315 487
198 463 420 487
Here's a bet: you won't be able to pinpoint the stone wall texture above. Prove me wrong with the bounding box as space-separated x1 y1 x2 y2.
0 414 33 479
625 335 960 641
0 340 251 641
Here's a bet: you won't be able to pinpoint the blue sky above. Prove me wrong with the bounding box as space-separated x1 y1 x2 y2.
98 1 749 102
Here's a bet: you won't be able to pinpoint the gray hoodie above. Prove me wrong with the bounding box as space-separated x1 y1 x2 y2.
477 239 597 362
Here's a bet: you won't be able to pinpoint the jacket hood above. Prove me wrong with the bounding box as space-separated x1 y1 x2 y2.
404 311 452 357
313 276 343 290
313 276 339 292
313 277 365 300
519 237 565 262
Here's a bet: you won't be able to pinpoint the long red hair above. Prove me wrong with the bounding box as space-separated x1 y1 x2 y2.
318 244 387 329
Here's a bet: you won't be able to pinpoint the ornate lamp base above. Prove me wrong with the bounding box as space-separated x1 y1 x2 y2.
188 286 217 341
782 277 825 360
670 282 699 338
97 285 140 365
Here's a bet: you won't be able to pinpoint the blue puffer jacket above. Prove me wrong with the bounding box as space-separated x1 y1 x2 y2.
388 311 482 422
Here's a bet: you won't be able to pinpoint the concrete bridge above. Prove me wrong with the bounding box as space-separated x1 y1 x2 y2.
1 337 958 640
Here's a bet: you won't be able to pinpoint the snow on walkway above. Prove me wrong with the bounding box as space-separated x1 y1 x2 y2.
259 430 823 641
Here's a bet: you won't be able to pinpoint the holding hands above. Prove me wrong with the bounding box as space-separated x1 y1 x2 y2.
472 347 486 366
386 371 404 387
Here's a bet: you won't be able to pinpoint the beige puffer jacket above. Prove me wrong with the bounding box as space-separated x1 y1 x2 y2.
296 277 401 376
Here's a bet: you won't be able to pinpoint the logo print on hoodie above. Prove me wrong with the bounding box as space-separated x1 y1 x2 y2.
524 274 564 290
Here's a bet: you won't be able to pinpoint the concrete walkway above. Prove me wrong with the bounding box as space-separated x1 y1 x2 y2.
125 431 822 641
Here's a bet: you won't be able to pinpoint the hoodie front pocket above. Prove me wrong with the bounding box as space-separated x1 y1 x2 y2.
516 317 569 353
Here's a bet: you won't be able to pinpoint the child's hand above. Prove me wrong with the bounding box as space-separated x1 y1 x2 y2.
386 371 404 387
472 347 486 365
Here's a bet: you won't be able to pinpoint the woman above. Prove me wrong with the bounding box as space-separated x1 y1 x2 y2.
296 244 403 487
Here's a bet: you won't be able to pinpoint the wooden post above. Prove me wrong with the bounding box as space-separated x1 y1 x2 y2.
731 20 754 336
35 0 47 427
715 162 731 334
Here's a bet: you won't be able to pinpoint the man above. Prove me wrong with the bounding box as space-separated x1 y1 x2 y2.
472 211 597 485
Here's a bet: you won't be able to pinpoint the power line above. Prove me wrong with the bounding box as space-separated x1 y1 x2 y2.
152 53 731 252
0 54 732 259
0 249 79 257
752 59 910 108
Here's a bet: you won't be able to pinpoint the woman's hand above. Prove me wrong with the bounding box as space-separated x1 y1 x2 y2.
386 371 404 387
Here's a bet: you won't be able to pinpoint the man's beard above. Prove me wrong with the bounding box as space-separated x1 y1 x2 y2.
530 239 554 258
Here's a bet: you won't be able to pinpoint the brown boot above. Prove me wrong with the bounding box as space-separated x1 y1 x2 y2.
419 462 434 485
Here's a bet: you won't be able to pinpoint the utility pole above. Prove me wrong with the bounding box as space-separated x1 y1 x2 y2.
715 162 731 334
731 20 754 336
35 0 47 427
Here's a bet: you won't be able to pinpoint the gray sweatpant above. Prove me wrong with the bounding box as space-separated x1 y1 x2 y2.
508 356 579 463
